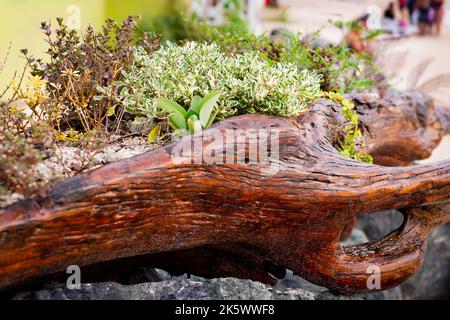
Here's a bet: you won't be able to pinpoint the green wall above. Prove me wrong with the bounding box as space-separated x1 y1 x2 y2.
0 0 184 90
105 0 185 21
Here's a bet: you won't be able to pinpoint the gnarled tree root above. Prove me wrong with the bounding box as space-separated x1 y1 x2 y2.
0 91 449 294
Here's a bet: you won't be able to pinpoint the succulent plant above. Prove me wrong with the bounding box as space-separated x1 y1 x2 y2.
156 91 220 136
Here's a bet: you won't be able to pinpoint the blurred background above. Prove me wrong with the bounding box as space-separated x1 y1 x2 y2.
1 0 449 102
0 0 187 88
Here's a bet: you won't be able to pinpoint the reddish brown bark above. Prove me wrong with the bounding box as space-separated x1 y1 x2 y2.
0 91 449 294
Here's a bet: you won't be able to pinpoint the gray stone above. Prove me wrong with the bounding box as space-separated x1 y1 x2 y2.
341 228 370 246
273 228 403 300
357 210 449 299
17 278 322 300
275 270 327 293
400 224 450 299
17 275 404 301
356 210 404 241
275 269 402 300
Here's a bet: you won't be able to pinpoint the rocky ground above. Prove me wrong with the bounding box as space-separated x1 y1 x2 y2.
14 277 388 300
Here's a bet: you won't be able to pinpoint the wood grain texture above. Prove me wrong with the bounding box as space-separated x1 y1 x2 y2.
0 91 449 293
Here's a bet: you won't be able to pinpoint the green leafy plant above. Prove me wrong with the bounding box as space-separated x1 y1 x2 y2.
156 91 220 136
221 0 249 34
277 32 379 94
116 42 322 123
139 6 188 42
140 1 248 45
323 91 373 163
183 20 382 94
183 18 283 62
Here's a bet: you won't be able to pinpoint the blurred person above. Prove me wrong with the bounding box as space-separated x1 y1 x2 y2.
408 0 417 19
417 0 432 35
384 1 396 20
398 0 410 32
265 0 279 7
383 1 401 35
430 0 445 35
399 0 409 18
345 14 373 54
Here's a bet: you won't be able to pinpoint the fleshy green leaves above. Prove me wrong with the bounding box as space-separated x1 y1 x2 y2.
190 96 203 114
155 99 187 130
156 92 221 137
198 91 220 128
187 114 202 134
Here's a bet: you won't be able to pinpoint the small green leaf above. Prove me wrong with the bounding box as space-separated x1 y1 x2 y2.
199 91 220 128
345 134 355 144
205 109 219 129
190 96 202 113
187 115 202 134
340 149 350 158
174 128 189 137
344 124 353 132
106 106 116 117
156 99 187 130
169 115 187 130
363 154 374 164
148 124 160 142
185 109 199 120
156 99 187 118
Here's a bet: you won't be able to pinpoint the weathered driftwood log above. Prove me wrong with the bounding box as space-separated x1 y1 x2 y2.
0 91 449 294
